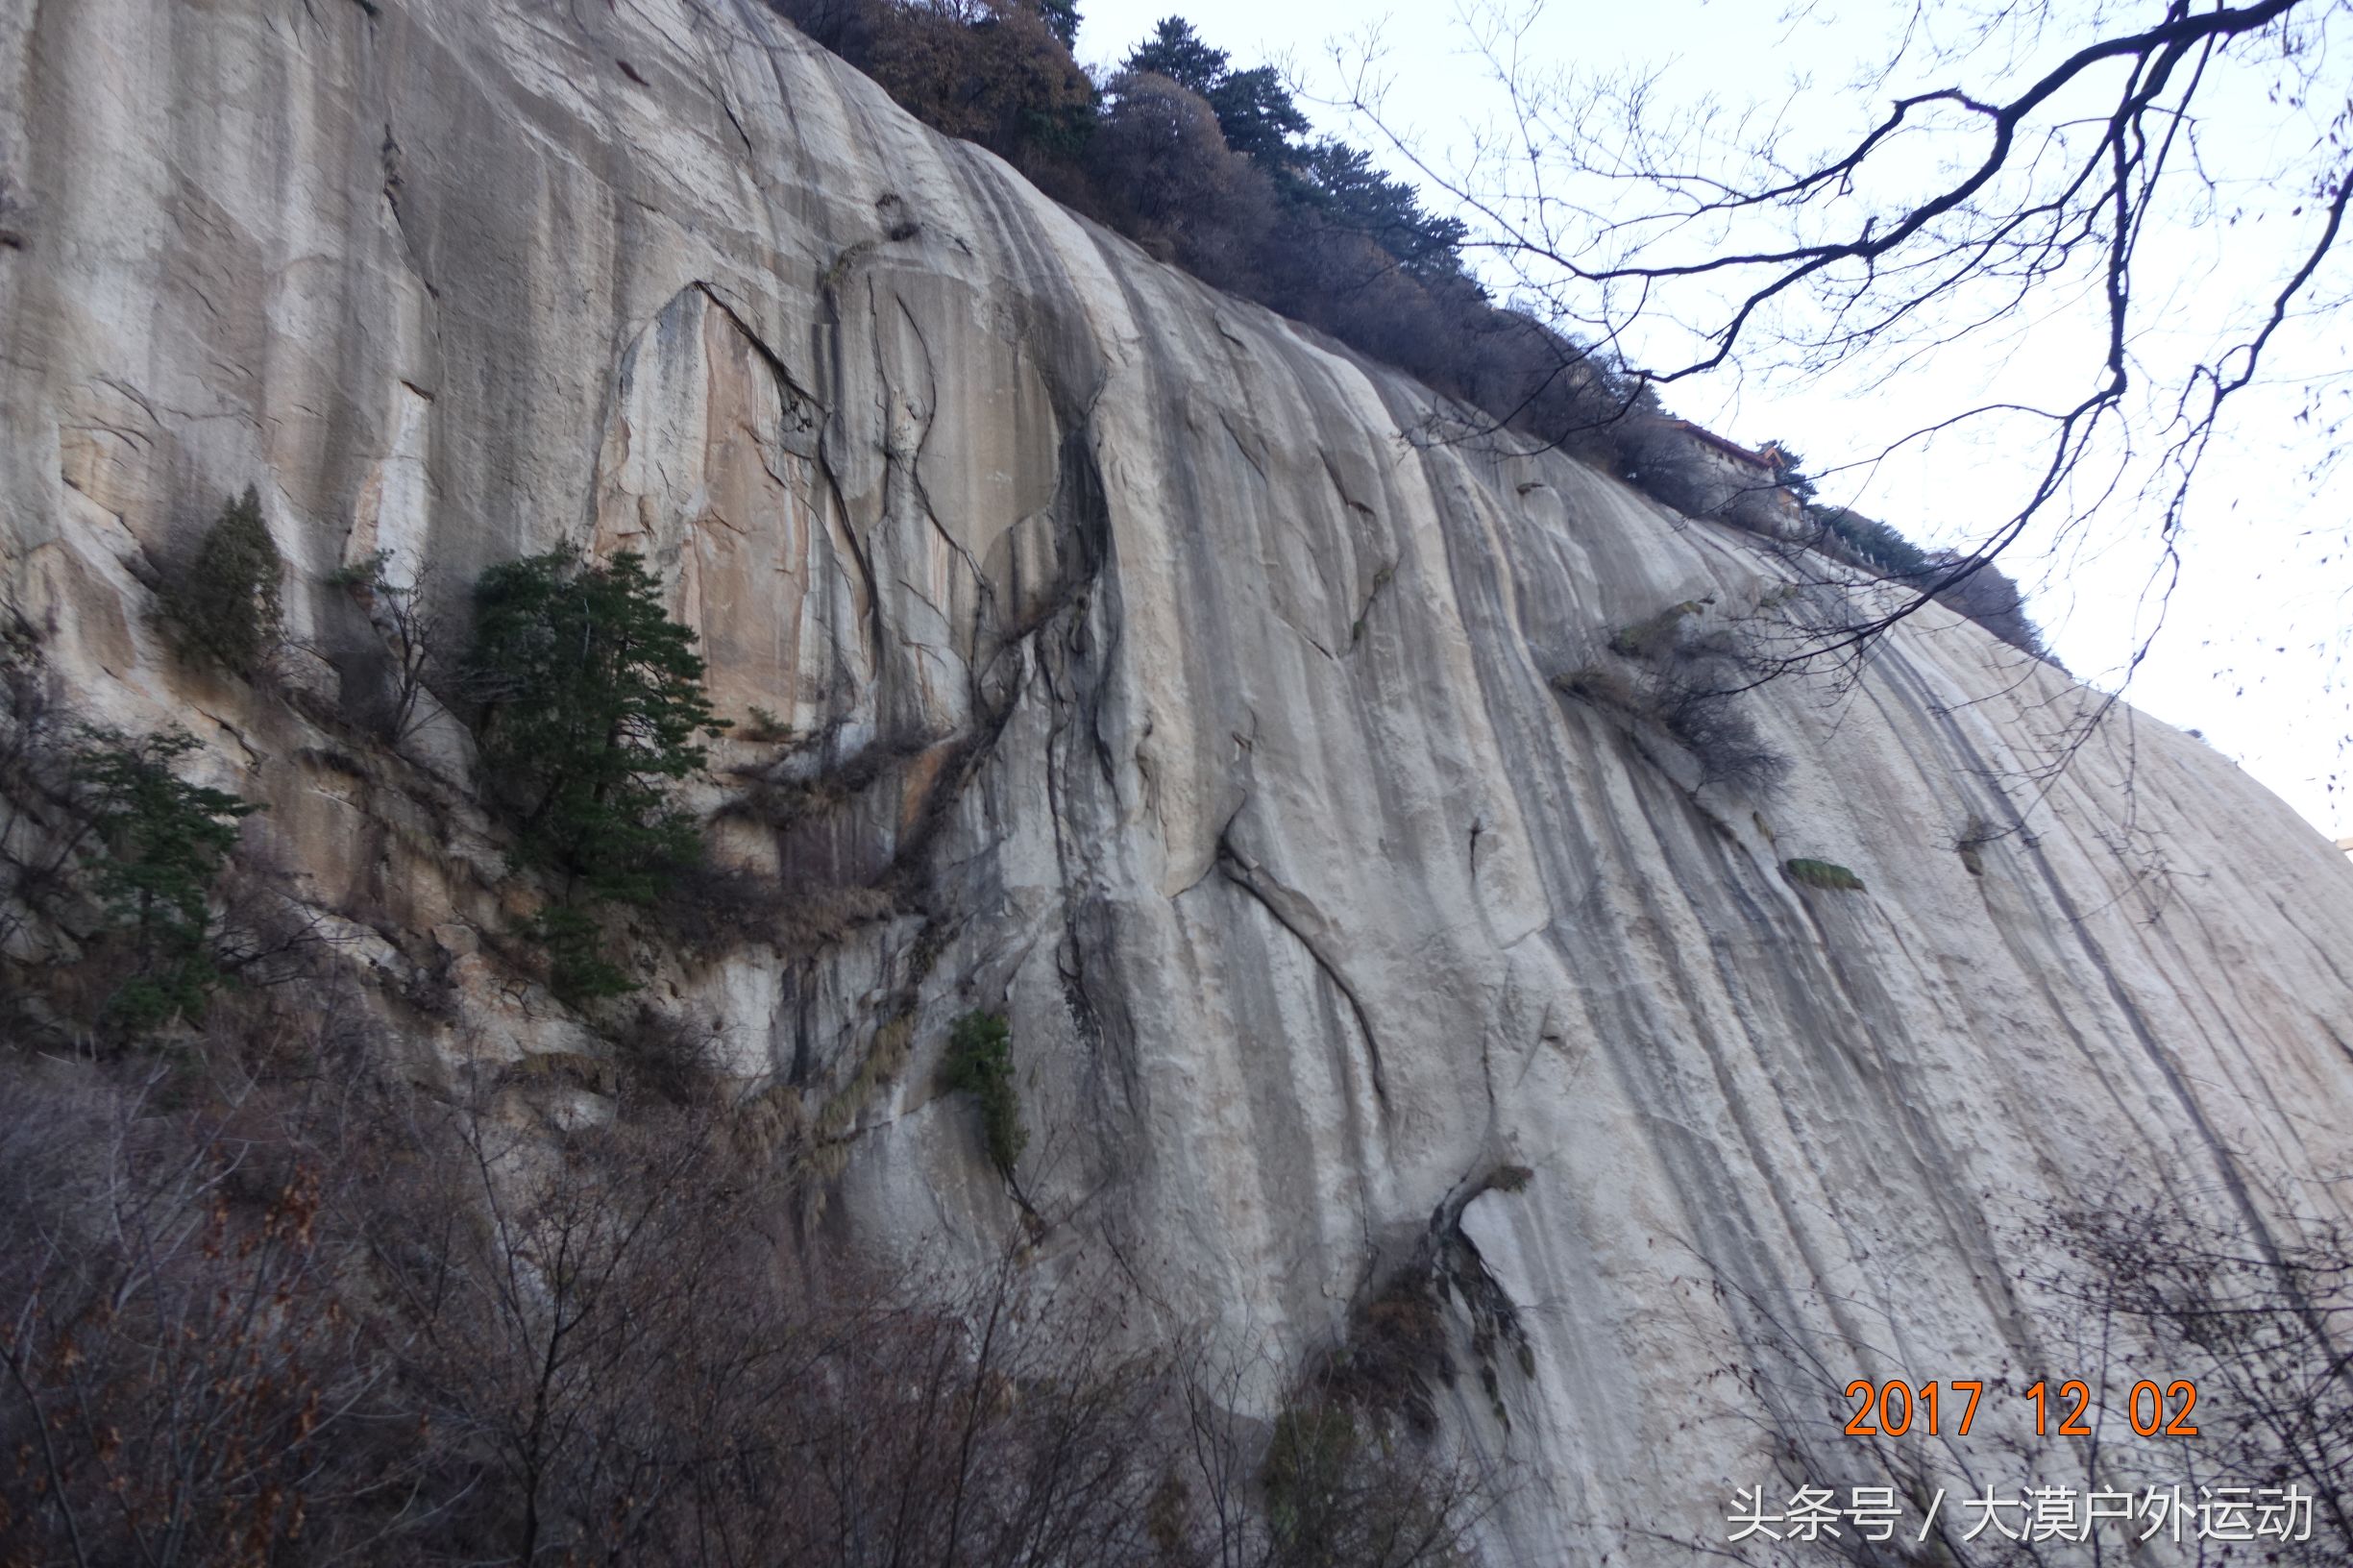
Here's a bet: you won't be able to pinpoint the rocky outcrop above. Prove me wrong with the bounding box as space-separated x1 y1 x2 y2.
5 2 2352 1560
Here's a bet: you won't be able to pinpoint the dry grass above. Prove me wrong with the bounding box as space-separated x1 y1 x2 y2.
1486 1163 1533 1193
1557 601 1792 795
802 1010 917 1181
503 1048 624 1097
655 861 893 960
1955 813 1999 877
1606 599 1706 661
1550 664 1642 714
609 1006 727 1108
732 1080 808 1161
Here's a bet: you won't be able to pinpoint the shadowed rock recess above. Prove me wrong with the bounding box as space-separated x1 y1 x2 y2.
4 1 2352 1560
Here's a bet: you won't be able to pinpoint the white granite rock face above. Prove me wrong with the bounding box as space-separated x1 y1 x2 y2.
4 2 2352 1559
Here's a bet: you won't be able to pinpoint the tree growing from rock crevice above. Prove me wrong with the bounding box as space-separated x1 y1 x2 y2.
164 485 282 678
463 547 728 999
72 729 257 1030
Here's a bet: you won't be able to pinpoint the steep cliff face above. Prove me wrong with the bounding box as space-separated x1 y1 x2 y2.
5 1 2352 1558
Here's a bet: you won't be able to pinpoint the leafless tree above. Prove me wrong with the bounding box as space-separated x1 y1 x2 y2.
3 1007 1503 1568
330 552 447 747
1641 1169 2353 1568
2023 1185 2353 1563
0 1053 410 1568
1341 0 2350 673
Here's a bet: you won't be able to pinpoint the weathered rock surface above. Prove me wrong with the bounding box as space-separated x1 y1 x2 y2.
5 1 2352 1558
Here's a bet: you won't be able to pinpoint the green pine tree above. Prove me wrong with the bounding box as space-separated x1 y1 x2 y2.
74 729 257 1030
463 547 729 998
1038 0 1080 49
167 486 283 676
1122 16 1228 96
944 1010 1027 1177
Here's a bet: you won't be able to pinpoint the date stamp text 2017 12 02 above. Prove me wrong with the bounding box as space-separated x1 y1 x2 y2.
1842 1379 2198 1438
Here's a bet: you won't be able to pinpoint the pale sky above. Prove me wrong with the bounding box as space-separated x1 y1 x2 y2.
1076 0 2353 842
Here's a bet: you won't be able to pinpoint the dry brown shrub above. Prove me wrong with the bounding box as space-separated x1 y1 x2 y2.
609 1004 727 1108
1091 70 1278 284
1564 606 1792 795
655 858 893 960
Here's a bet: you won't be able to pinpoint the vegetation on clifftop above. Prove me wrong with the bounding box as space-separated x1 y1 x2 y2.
768 1 2051 662
772 0 1646 476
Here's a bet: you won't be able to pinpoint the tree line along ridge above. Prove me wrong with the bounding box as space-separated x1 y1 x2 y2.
772 1 2050 661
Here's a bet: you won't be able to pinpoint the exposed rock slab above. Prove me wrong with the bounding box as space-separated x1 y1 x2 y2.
4 2 2352 1559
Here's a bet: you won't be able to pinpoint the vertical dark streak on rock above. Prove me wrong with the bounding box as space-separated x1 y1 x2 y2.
1215 843 1391 1117
1866 641 2317 1291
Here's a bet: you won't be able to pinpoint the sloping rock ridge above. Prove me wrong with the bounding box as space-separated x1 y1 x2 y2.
4 1 2352 1559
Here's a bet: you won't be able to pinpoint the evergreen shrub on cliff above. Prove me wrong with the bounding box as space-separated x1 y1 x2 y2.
943 1008 1025 1177
165 485 282 677
1784 857 1865 892
463 547 728 999
73 729 257 1030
